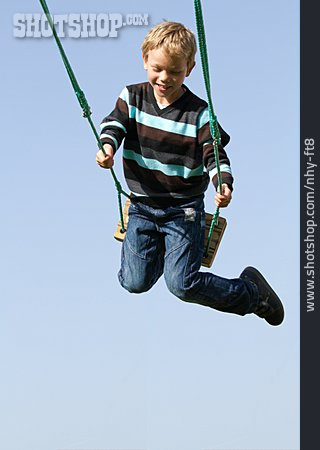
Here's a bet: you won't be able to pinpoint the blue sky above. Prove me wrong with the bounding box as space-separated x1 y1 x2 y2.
1 1 299 449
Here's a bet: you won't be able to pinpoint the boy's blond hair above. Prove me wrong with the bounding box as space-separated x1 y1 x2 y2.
141 22 197 70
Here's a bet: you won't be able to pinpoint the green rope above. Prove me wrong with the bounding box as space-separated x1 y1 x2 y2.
194 0 223 257
38 0 129 232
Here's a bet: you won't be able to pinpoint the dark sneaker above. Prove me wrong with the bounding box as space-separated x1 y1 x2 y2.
240 266 284 326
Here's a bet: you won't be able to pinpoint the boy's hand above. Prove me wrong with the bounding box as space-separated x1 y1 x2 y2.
96 144 114 169
214 183 232 208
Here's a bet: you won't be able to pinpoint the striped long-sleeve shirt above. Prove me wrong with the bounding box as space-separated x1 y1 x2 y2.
100 82 233 200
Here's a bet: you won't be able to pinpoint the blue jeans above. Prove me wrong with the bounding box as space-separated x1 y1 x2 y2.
118 195 259 316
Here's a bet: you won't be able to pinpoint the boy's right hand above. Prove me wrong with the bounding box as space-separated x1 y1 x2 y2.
96 145 114 169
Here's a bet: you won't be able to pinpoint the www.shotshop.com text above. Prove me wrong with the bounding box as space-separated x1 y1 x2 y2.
303 138 317 312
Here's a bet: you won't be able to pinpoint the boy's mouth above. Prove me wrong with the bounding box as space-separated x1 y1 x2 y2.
156 83 171 92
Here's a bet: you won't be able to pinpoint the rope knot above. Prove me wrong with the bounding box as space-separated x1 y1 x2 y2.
76 90 92 117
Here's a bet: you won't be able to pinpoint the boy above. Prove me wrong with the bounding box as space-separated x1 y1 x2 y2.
96 22 284 326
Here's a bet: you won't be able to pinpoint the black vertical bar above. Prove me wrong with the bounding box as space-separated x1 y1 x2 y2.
301 1 320 449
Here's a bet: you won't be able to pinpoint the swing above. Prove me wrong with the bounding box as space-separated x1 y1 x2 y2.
38 0 226 269
113 198 226 268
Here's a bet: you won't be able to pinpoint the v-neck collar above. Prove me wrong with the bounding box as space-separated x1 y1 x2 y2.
148 83 190 116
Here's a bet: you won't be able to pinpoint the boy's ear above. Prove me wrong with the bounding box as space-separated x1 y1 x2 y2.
186 61 196 77
142 53 148 70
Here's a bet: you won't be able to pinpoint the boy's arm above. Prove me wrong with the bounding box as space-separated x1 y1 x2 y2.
198 109 234 207
97 87 130 168
206 140 233 208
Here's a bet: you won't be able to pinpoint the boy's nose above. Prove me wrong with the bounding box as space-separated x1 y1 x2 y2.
159 71 170 82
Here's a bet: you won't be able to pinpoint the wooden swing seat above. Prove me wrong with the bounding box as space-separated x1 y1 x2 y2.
114 198 226 268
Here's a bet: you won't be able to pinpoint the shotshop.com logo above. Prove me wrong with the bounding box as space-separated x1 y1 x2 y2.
13 13 149 38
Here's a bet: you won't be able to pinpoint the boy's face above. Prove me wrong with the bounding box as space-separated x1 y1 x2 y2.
143 48 194 105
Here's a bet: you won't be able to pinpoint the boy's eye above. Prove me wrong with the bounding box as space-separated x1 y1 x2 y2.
151 67 181 74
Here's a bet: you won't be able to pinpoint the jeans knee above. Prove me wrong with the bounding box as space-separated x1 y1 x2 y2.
165 276 194 302
118 271 152 294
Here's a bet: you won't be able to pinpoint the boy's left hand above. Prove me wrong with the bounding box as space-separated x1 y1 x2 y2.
214 183 232 208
